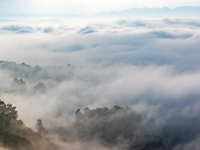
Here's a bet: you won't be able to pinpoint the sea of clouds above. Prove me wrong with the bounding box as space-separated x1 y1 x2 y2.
0 17 200 149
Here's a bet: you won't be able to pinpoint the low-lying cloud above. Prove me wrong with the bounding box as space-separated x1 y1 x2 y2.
0 18 199 70
0 18 200 150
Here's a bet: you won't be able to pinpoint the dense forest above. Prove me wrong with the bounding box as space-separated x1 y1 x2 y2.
0 99 167 150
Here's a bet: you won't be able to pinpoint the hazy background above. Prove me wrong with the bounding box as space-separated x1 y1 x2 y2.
0 0 200 15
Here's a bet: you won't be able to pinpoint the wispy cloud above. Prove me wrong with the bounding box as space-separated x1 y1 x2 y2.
0 18 200 149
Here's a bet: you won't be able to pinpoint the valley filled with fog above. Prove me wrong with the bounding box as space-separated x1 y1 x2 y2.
0 17 200 150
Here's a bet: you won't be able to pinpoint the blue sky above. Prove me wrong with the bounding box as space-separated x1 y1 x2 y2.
0 0 200 15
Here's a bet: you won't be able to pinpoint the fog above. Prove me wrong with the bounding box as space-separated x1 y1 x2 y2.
0 18 200 150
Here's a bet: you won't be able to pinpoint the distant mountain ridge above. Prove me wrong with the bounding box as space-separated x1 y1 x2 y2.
0 6 200 18
95 6 200 17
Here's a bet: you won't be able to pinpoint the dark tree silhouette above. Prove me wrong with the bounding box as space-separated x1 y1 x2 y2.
36 119 48 136
0 99 18 132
